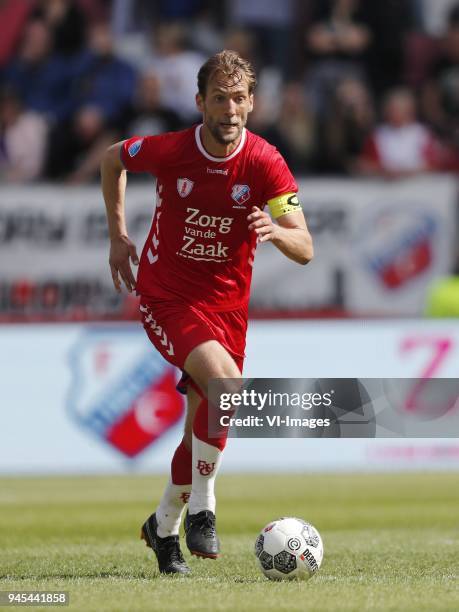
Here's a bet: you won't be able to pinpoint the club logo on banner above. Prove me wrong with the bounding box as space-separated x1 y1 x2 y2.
358 206 436 289
67 329 184 457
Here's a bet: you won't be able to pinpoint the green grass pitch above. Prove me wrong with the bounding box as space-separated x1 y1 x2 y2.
1 473 458 612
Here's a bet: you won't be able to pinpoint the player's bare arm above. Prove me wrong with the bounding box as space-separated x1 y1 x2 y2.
101 141 139 293
247 205 313 265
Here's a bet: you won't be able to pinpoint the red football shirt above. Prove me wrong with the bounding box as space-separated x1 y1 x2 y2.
121 124 297 311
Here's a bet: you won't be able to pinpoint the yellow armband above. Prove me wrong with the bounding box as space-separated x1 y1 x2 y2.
267 192 301 219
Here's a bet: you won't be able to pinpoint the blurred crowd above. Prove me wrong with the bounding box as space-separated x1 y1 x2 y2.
4 0 459 183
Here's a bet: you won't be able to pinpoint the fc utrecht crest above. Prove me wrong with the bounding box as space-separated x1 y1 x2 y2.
231 184 250 207
177 177 194 198
67 329 184 458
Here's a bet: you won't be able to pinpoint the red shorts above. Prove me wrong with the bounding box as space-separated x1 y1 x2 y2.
140 298 247 393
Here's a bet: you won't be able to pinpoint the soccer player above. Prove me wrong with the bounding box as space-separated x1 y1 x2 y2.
101 50 313 575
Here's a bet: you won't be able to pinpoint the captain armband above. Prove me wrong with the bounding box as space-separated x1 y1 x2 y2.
267 192 302 219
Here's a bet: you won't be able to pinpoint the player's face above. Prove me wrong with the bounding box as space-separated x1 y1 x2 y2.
196 72 253 146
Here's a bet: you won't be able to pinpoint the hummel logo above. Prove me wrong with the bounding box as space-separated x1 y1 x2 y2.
207 167 228 175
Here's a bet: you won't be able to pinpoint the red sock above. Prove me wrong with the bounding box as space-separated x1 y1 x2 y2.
193 398 228 452
171 439 192 485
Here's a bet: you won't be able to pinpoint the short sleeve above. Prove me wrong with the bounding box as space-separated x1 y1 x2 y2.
120 134 167 176
262 148 298 202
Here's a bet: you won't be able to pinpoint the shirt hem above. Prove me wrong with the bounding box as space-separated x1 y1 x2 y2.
138 291 249 313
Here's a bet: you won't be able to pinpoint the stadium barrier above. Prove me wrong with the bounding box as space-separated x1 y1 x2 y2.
1 319 459 474
0 175 457 320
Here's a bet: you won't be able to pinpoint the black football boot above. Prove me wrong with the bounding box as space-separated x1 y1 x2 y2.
184 510 220 559
141 513 190 575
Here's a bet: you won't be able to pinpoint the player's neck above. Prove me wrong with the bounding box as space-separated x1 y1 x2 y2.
200 124 241 158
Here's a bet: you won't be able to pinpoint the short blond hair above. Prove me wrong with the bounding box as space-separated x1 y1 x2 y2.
197 50 257 97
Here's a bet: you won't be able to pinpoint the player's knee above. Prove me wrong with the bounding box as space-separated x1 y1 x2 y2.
195 358 241 393
184 341 240 388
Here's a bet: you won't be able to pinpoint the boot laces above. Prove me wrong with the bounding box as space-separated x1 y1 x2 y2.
160 537 185 564
196 513 216 538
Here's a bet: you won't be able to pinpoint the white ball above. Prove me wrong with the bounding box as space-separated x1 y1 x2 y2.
254 517 323 581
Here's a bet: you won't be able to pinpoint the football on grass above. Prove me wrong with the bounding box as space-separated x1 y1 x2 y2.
255 517 323 581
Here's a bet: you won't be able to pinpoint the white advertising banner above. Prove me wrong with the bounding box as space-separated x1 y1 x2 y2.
0 184 154 318
0 176 457 317
252 176 458 314
1 320 458 475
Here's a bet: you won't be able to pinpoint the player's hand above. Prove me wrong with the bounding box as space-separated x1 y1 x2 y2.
247 206 279 243
109 235 139 293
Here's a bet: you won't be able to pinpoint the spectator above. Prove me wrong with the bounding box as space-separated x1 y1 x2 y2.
359 1 416 95
316 76 375 174
125 70 182 137
305 0 371 113
418 0 459 36
0 0 35 68
188 5 223 57
422 3 459 148
109 1 154 68
71 22 137 125
0 87 48 182
227 0 296 78
45 105 115 183
32 0 87 56
156 0 205 20
146 22 205 123
111 0 155 36
78 0 111 25
2 19 75 122
257 82 316 174
357 88 441 178
223 28 284 121
223 28 258 70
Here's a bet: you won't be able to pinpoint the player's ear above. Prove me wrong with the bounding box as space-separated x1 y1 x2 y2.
196 93 204 113
248 94 254 113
